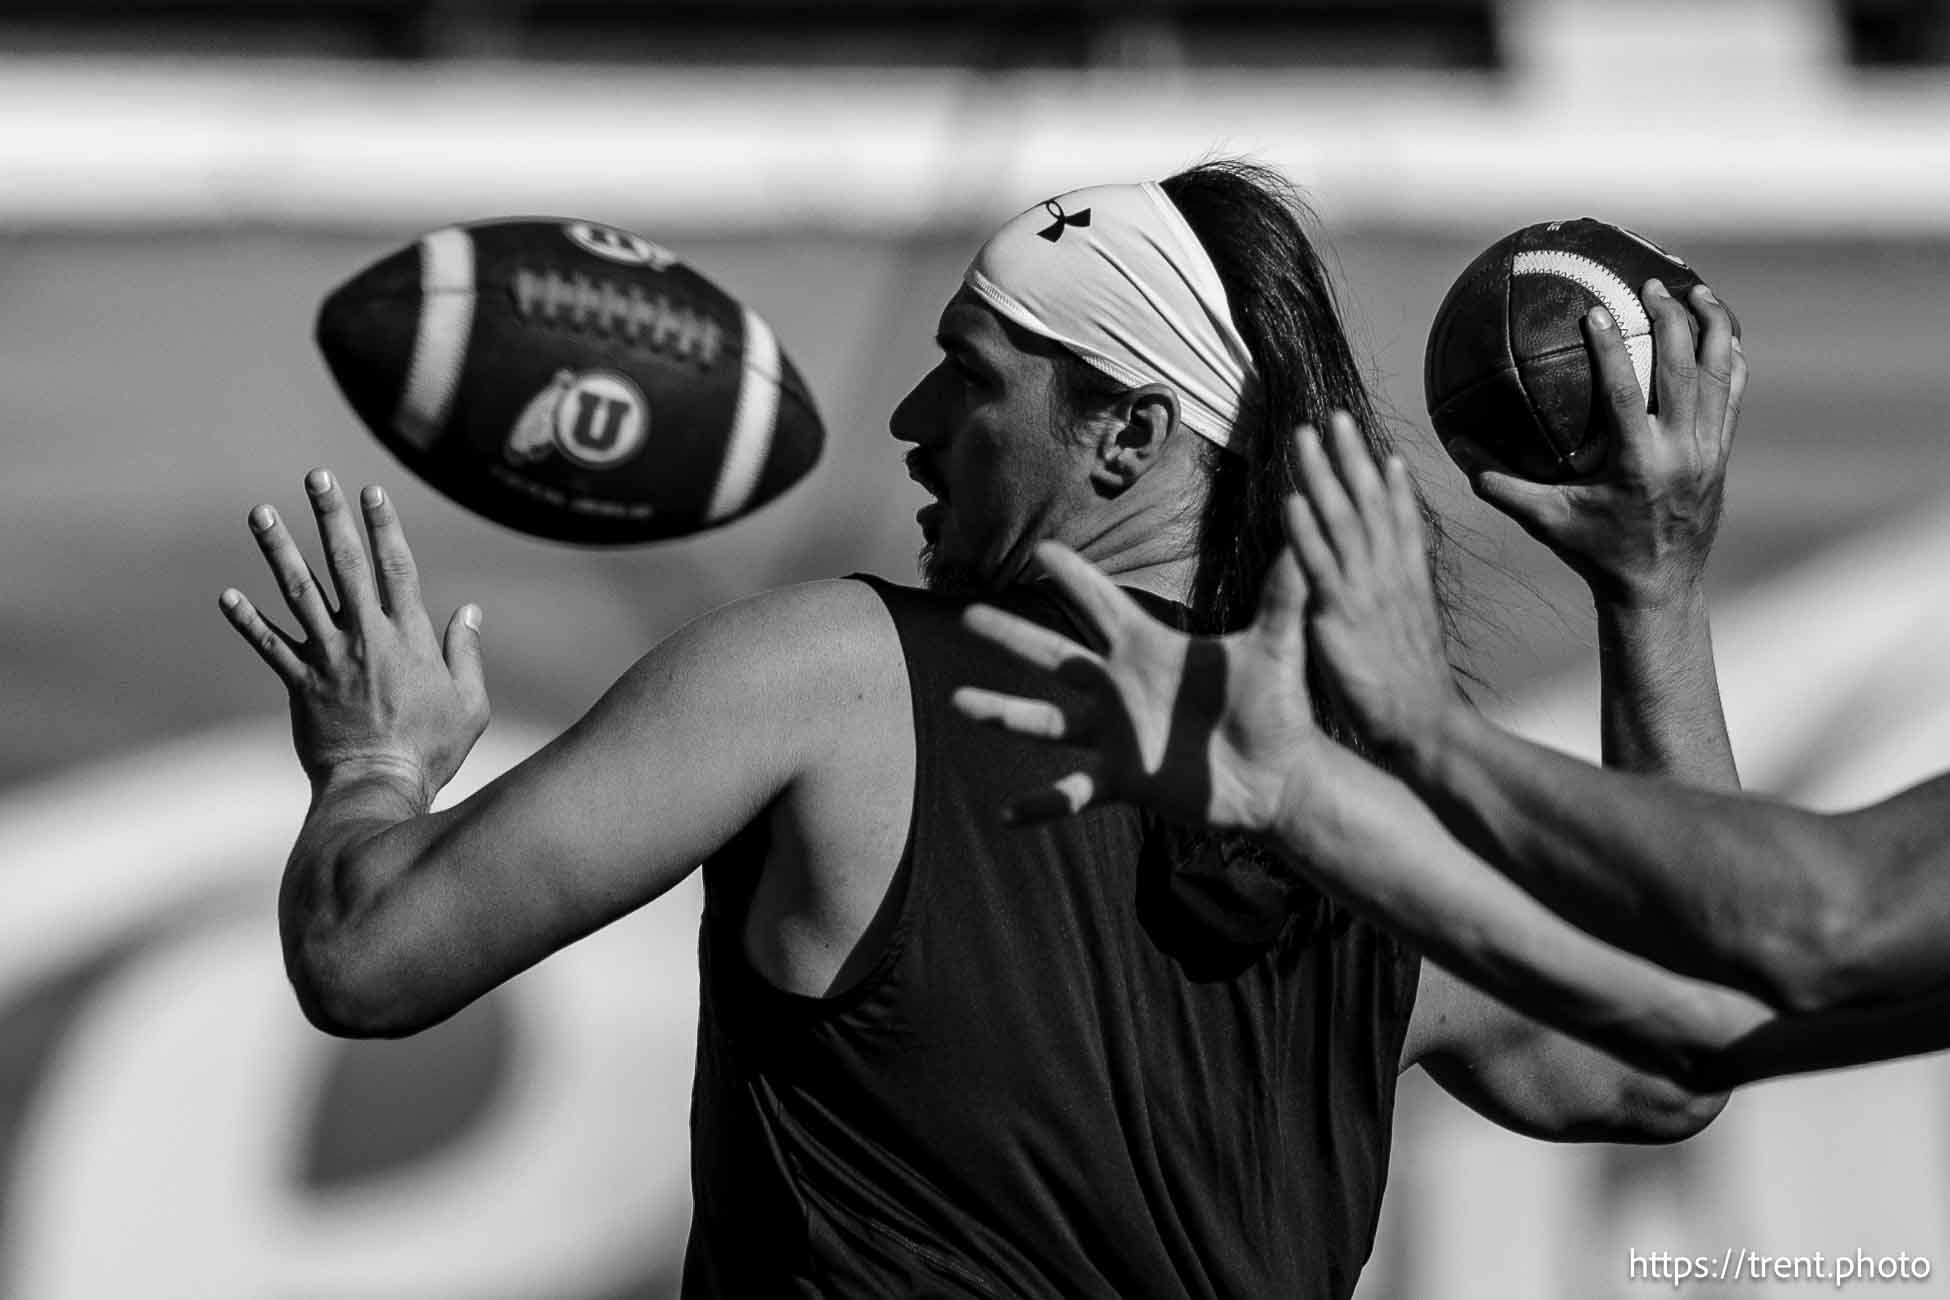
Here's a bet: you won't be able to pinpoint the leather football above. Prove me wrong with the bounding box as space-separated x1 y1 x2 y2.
316 218 822 544
1424 217 1708 483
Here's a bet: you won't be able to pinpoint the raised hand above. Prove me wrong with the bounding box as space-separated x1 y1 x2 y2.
1287 411 1466 761
218 469 489 801
952 539 1323 833
1450 281 1746 607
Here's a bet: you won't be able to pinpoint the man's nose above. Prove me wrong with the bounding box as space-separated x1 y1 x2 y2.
888 368 939 446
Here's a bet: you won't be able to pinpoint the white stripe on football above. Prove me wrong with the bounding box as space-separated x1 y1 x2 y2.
1512 248 1654 405
394 227 477 449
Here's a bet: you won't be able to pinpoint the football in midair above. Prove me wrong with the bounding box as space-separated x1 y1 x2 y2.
1423 217 1726 483
315 218 823 545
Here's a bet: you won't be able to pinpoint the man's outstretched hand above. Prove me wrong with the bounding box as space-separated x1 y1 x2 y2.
219 469 489 804
952 536 1324 834
1287 412 1468 764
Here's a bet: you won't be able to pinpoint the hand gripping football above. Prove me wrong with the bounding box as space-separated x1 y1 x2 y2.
1423 217 1715 483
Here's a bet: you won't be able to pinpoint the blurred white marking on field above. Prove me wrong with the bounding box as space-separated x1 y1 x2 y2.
0 720 701 1300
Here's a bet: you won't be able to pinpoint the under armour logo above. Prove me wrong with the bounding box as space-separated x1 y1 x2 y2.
1037 199 1092 243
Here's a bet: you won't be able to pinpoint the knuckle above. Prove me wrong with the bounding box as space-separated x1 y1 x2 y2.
327 541 366 572
378 553 419 584
280 570 317 602
1607 380 1644 410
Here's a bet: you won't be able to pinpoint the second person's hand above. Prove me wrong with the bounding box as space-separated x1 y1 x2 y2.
1287 411 1468 766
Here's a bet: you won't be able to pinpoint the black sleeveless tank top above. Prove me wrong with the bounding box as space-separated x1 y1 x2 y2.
684 576 1418 1299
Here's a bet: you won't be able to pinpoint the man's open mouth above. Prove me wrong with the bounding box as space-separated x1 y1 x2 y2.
905 456 948 502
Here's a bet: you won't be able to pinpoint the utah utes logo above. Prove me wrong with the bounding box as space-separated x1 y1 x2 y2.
565 221 679 269
506 370 649 470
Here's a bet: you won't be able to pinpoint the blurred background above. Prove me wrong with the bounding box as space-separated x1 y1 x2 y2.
1 0 1948 1295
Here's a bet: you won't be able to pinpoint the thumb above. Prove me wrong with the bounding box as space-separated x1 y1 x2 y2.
1253 546 1310 655
1447 437 1572 530
444 604 487 706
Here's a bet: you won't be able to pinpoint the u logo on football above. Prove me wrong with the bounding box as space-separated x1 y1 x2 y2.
564 221 678 270
552 371 648 469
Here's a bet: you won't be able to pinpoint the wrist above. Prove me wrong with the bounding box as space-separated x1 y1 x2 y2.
1390 698 1490 795
1360 689 1475 785
1594 581 1715 671
1590 569 1709 618
310 750 433 813
1261 725 1369 837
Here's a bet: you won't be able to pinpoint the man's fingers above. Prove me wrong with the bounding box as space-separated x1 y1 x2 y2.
305 470 379 625
1002 771 1099 826
1322 410 1395 560
360 484 425 622
965 603 1101 676
1383 457 1430 572
1582 306 1653 471
1033 541 1139 648
250 504 337 644
218 588 308 683
1294 423 1368 570
1281 494 1341 595
1724 336 1748 465
1643 279 1700 432
1687 283 1737 460
951 686 1081 742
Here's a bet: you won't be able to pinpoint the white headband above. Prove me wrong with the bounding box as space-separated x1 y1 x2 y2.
962 181 1257 452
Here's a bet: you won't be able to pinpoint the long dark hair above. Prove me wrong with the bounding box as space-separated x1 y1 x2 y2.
1058 159 1468 955
1059 157 1467 750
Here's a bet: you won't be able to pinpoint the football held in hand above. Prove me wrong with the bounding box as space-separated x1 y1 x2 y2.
1423 217 1717 483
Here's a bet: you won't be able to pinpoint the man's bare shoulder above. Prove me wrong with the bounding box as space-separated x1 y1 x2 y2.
614 578 906 755
676 576 900 680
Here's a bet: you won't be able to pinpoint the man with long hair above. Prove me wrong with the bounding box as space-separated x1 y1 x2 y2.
223 161 1731 1297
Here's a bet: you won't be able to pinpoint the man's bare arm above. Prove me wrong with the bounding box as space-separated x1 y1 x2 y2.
277 582 865 1036
219 473 880 1037
1447 281 1744 785
1404 718 1950 1014
1594 584 1736 782
1281 737 1950 1097
1275 737 1769 1096
1406 965 1727 1143
1589 283 1741 784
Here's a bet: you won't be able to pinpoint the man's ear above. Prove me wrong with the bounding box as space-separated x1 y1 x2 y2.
1091 385 1181 496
